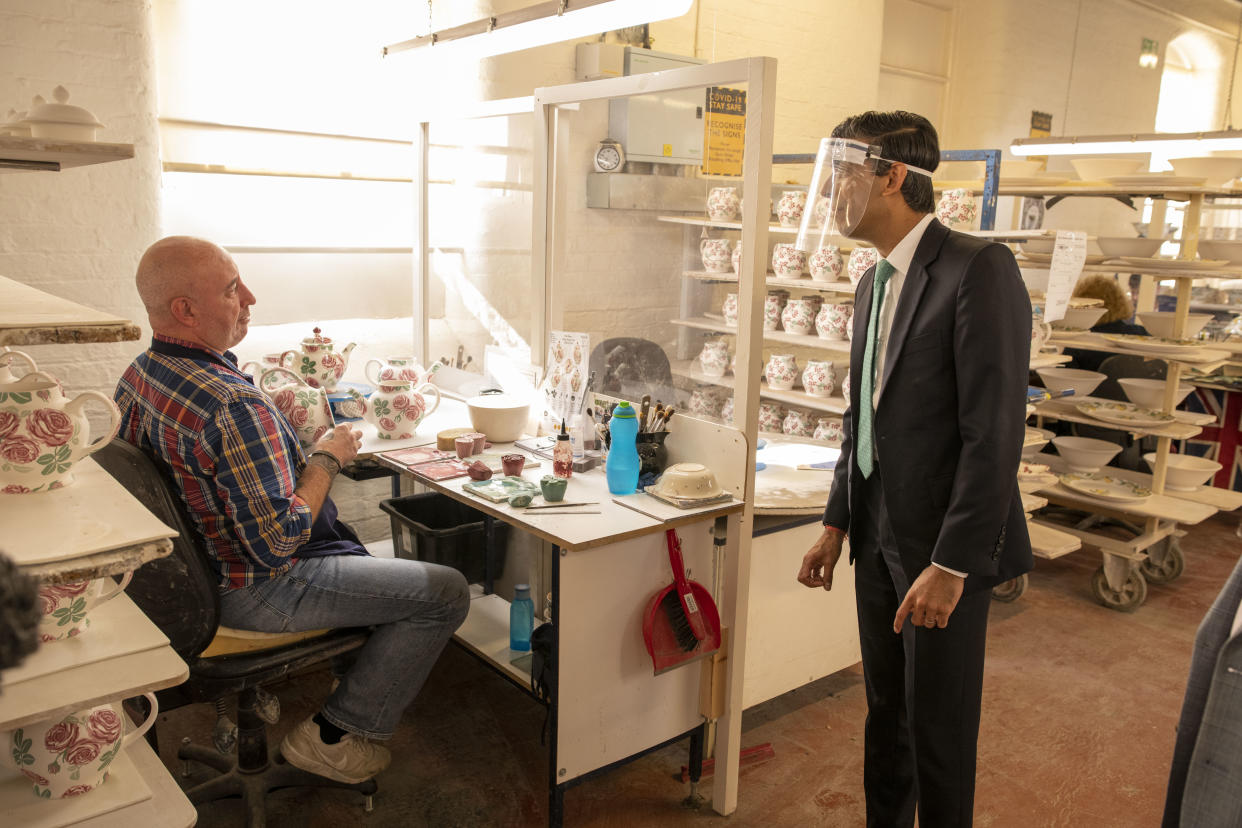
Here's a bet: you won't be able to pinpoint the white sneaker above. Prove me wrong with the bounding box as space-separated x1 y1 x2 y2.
280 716 391 784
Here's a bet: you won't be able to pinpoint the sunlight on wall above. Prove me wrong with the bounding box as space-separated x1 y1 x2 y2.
1153 32 1223 170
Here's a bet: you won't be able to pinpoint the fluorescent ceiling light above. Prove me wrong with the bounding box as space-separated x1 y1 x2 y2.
1011 130 1242 156
383 0 693 62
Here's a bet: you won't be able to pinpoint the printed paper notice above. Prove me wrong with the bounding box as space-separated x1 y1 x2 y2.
701 88 746 177
1043 231 1087 323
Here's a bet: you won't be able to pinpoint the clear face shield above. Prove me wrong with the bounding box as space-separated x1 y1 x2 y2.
794 137 933 251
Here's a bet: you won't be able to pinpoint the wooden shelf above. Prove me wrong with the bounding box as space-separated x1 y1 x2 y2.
1027 520 1082 560
77 736 197 828
671 361 848 414
0 135 134 172
1045 330 1231 369
1031 452 1242 512
455 593 535 695
1015 258 1242 280
683 270 859 295
1032 397 1202 440
0 275 141 345
672 317 853 356
933 180 1242 199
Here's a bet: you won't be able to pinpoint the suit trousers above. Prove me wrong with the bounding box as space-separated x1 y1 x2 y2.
853 464 991 828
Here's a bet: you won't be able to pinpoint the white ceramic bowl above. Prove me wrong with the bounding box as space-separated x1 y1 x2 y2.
1096 236 1165 258
1037 368 1106 398
1118 378 1195 410
1051 306 1106 330
466 391 530 442
1052 436 1122 473
1070 158 1145 181
1198 240 1242 265
653 462 724 499
1001 160 1044 178
1169 157 1242 187
1142 452 1222 491
1019 238 1055 255
1136 312 1213 339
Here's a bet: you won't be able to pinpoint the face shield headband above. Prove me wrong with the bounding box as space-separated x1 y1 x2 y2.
794 138 933 251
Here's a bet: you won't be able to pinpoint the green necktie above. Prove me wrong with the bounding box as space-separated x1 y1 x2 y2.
857 259 896 479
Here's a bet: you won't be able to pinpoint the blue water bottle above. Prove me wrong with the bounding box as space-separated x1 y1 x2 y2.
605 401 640 495
510 583 534 651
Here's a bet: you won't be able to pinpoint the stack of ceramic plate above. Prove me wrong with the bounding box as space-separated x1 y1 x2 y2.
1058 472 1152 503
1076 400 1175 428
1101 333 1204 356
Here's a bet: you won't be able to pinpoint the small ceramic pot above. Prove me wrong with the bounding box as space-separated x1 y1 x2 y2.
732 240 742 275
722 293 738 326
467 432 487 454
636 431 669 476
764 292 785 331
816 303 853 341
814 417 844 442
540 475 568 502
781 298 817 336
802 360 835 398
777 191 807 227
848 247 879 285
771 244 806 279
783 408 815 437
809 245 845 282
455 436 475 460
501 454 525 476
700 238 732 273
765 354 798 391
936 188 977 229
707 187 741 221
758 402 786 433
37 573 133 643
698 340 730 378
720 396 734 426
688 387 723 419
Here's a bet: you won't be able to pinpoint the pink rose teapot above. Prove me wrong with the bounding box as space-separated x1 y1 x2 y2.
281 327 357 392
357 378 441 440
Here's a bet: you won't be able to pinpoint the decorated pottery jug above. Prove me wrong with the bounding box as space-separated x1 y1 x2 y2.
848 246 879 285
814 417 844 442
700 238 732 273
842 370 851 400
720 396 734 426
765 354 798 391
802 360 835 398
687 387 723 419
781 298 817 336
816 303 852 341
771 244 806 279
1031 307 1053 360
763 293 785 331
758 402 786 433
241 353 293 393
783 408 815 437
706 187 741 221
0 363 120 494
812 195 831 228
0 692 157 799
698 340 730 378
777 190 807 227
809 245 845 282
722 293 739 327
361 378 442 440
281 327 357 392
936 188 978 229
364 356 434 387
259 367 336 450
732 240 742 275
37 573 133 643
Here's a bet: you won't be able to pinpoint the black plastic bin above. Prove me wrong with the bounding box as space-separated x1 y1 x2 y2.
379 493 507 586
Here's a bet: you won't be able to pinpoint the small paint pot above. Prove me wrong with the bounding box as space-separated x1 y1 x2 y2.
455 436 475 460
502 453 526 476
540 474 568 502
467 432 487 454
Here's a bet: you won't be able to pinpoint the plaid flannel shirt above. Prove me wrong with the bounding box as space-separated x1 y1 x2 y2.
114 334 312 590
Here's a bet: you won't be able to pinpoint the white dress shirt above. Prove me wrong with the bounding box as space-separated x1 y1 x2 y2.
865 214 965 579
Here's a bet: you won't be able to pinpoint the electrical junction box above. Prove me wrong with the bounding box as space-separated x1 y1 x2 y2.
575 42 626 80
606 47 706 166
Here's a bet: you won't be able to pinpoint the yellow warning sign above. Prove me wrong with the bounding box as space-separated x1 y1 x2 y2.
702 87 746 177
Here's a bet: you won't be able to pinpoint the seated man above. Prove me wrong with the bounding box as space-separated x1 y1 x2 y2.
114 236 470 784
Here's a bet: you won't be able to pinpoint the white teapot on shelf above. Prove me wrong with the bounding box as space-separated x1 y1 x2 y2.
280 327 357 392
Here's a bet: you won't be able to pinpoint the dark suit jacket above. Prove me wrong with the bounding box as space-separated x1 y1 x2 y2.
823 218 1033 594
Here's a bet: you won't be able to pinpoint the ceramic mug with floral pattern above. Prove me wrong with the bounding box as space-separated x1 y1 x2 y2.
816 303 853 341
763 293 785 331
781 298 817 336
777 191 807 227
771 244 806 279
783 408 815 437
38 573 134 643
2 692 158 799
936 188 977 229
848 246 879 285
260 367 336 450
698 340 730 378
809 245 845 282
814 417 844 442
765 354 798 391
802 360 835 398
700 238 732 273
758 402 786 433
707 187 741 221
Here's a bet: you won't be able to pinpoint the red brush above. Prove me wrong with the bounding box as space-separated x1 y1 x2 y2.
642 528 722 675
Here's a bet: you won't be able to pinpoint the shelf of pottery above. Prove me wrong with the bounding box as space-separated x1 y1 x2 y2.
0 140 194 824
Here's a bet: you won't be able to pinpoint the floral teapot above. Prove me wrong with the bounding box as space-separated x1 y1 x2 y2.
281 327 356 392
0 351 120 494
259 367 336 450
354 378 441 440
363 356 440 388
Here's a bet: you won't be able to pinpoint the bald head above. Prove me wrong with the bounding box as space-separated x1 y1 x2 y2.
136 236 255 351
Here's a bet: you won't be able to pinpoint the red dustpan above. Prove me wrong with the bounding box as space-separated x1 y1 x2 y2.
643 528 722 675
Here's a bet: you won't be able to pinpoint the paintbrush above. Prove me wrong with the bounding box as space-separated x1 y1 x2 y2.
639 394 651 433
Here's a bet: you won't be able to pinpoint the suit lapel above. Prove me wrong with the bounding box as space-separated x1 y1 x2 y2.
878 219 948 394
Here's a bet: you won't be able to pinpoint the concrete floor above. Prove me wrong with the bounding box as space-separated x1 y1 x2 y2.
155 513 1240 827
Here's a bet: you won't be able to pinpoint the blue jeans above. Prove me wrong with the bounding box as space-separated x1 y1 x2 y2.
219 555 470 740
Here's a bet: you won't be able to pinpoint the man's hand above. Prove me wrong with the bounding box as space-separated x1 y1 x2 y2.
313 424 362 468
893 566 964 633
797 527 845 591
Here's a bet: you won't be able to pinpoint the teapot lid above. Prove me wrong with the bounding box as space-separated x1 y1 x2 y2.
24 86 104 128
302 326 332 346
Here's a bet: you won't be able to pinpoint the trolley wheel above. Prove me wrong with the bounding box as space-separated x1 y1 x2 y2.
1140 538 1185 585
1090 566 1147 612
991 574 1028 603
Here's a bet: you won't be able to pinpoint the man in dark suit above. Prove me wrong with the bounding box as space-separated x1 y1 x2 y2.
796 111 1033 827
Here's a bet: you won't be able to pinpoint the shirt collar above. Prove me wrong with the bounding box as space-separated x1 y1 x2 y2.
152 333 240 368
882 213 936 277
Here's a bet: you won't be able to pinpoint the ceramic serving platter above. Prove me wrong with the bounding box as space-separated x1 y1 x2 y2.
461 476 540 503
1059 472 1152 502
1103 174 1207 188
1101 333 1204 355
1114 256 1228 271
1076 400 1176 427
